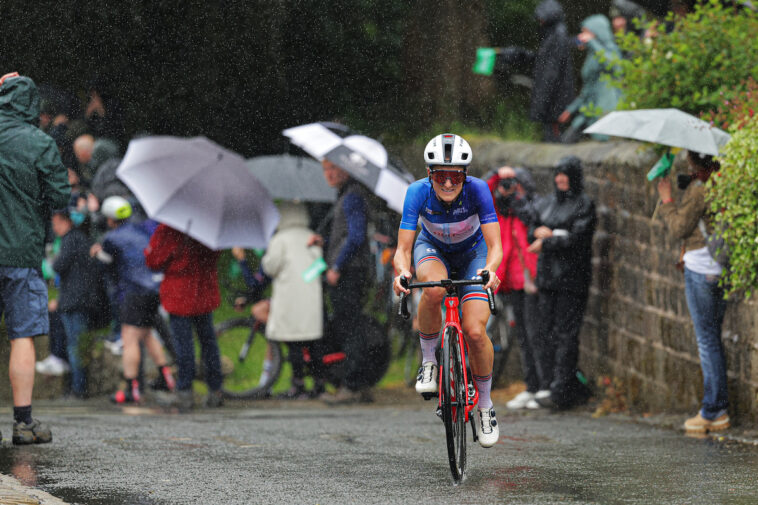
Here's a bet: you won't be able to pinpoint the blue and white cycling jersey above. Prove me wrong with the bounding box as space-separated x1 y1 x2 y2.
399 176 498 255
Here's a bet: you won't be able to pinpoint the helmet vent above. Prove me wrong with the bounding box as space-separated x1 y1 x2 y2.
461 153 469 160
444 143 452 163
427 152 435 160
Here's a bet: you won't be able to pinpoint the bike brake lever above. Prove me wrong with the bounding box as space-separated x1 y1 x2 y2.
479 270 497 315
398 276 411 320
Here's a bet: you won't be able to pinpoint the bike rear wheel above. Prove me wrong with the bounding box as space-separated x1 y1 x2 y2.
215 317 283 399
441 326 467 483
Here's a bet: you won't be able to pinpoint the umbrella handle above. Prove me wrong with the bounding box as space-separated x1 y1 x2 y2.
651 199 662 221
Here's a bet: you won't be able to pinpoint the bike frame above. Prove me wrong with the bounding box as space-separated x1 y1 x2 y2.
438 289 478 425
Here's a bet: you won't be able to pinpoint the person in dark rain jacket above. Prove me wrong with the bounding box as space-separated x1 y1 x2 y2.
0 72 70 444
496 0 574 142
309 161 372 404
50 208 98 397
527 156 596 409
530 0 575 142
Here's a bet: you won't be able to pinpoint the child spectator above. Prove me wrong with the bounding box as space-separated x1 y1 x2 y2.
49 208 99 397
90 196 175 404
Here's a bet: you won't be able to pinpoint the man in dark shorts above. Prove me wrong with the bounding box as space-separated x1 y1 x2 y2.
90 196 175 404
0 72 70 444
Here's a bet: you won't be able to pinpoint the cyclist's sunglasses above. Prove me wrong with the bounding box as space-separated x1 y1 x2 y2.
429 168 466 186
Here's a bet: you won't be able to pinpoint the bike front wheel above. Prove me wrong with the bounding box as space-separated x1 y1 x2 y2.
441 325 467 483
215 317 283 399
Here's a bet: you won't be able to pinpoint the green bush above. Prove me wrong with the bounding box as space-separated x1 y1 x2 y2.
613 1 758 115
706 114 758 297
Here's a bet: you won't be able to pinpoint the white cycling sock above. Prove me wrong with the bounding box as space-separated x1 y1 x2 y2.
474 372 493 409
419 331 439 365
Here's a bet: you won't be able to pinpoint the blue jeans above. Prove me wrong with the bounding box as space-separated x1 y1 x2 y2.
684 268 728 420
169 313 222 392
60 311 89 396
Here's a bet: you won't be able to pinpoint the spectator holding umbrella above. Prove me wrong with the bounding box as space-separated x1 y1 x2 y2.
145 223 223 410
657 151 730 433
308 160 373 404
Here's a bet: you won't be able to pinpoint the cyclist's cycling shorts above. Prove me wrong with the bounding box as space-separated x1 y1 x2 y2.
413 233 489 303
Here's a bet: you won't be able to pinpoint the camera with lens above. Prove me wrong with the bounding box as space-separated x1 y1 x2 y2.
499 177 515 191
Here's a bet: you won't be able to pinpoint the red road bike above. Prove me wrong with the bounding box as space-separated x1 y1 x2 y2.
398 271 496 483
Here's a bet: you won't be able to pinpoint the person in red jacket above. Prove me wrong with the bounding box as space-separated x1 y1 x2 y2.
144 224 222 410
486 166 544 410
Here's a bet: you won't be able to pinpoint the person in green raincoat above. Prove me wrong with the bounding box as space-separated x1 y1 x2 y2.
558 14 622 143
0 72 70 444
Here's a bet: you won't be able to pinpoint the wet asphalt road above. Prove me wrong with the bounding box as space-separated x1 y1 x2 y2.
1 392 757 505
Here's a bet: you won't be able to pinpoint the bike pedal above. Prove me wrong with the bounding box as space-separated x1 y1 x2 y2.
421 392 436 401
435 407 443 419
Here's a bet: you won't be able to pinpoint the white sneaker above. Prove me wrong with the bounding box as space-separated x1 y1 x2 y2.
35 355 70 376
105 338 123 356
525 399 542 409
415 362 438 395
534 389 553 408
477 407 499 448
506 391 535 410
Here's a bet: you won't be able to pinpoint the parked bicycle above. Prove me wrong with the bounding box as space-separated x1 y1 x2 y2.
214 294 347 399
398 271 497 483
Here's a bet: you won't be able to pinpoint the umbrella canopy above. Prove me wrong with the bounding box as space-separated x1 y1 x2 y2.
583 108 731 156
282 123 409 213
246 154 336 203
116 136 279 250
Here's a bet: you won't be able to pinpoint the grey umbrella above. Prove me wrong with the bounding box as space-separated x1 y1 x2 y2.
583 108 731 156
246 154 336 203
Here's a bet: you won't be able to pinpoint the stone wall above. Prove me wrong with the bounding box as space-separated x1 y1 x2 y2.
472 139 758 422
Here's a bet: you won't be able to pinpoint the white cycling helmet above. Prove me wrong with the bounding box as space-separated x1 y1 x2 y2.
101 196 132 220
424 133 472 167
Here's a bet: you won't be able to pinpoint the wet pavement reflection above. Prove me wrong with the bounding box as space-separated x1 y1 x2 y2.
0 399 757 504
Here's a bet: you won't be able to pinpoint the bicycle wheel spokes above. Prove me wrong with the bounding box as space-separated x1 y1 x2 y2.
215 318 283 399
442 326 466 483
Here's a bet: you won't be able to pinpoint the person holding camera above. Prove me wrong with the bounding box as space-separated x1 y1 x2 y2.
486 166 542 409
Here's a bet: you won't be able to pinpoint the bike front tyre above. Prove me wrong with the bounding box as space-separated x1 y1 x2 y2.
215 317 283 399
441 325 467 483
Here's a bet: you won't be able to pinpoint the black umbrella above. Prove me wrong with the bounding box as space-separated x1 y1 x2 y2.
282 123 409 213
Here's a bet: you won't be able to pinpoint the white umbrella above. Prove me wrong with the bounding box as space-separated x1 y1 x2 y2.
583 108 731 156
282 123 409 213
116 136 279 250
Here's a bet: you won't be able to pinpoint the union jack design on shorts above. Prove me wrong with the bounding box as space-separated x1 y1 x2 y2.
461 292 489 304
416 255 442 267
